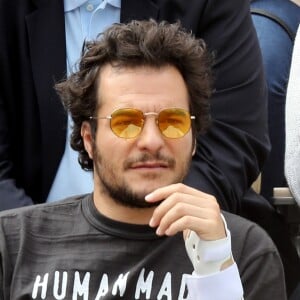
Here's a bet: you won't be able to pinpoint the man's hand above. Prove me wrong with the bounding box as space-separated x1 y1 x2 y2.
145 183 226 241
145 183 234 275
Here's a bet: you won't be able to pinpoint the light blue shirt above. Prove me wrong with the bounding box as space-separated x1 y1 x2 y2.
47 0 121 202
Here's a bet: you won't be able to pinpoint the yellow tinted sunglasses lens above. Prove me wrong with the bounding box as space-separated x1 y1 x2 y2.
110 108 144 138
109 108 192 139
158 108 192 138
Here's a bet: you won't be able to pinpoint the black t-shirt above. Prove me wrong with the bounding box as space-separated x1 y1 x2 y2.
0 194 286 299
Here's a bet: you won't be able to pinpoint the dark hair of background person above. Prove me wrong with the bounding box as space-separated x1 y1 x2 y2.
56 20 214 171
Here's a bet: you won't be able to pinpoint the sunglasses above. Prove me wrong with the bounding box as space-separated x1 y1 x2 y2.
90 108 195 139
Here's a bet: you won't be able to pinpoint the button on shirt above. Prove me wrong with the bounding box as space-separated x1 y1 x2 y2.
47 0 121 202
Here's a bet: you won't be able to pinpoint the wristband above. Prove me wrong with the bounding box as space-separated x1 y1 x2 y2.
185 214 232 276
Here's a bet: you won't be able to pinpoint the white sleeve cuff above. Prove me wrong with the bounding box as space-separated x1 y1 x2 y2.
186 263 244 300
185 214 232 275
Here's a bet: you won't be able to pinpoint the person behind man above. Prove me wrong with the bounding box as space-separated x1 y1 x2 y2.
0 0 268 214
250 0 300 202
285 24 300 207
248 1 300 294
0 20 286 300
285 24 300 300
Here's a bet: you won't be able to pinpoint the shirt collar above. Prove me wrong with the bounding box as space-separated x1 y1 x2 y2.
64 0 88 12
64 0 121 12
107 0 121 8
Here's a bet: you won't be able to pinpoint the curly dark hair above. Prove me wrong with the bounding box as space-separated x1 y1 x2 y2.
55 19 214 171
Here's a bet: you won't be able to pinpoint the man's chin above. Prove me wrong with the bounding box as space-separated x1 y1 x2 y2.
112 192 161 209
130 184 165 197
127 200 161 209
127 176 177 191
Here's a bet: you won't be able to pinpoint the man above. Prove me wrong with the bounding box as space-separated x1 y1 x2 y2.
0 20 286 299
1 0 299 295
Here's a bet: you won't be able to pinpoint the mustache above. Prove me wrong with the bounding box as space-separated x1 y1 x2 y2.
124 152 175 169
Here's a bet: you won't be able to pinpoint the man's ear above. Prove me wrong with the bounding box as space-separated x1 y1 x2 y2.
81 121 94 159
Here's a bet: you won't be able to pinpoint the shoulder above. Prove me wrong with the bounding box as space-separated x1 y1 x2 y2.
222 212 287 298
223 211 279 258
0 194 87 230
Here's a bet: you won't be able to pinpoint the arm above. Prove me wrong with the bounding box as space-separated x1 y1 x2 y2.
184 0 270 212
285 25 300 205
146 183 286 298
233 218 287 299
0 101 33 210
186 265 243 300
184 218 243 300
146 183 244 299
0 1 34 210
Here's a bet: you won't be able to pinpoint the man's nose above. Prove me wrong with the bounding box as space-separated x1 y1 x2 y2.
136 117 165 152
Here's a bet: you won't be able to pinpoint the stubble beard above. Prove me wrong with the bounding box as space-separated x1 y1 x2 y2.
92 145 189 209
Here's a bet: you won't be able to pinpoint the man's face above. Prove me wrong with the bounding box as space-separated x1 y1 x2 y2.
82 64 194 208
